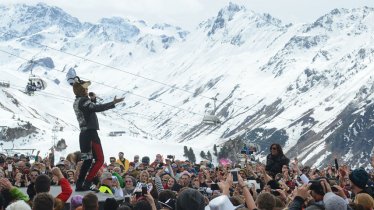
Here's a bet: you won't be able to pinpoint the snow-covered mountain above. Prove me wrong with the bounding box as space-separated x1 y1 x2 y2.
0 3 373 168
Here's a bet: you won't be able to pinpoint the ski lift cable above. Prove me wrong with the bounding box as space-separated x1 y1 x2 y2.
0 47 242 129
0 31 293 122
0 48 207 119
8 83 226 137
0 47 295 136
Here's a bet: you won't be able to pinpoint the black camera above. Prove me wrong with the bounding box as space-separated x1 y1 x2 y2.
124 196 130 203
141 185 148 196
134 191 142 198
167 155 174 159
211 183 220 191
271 189 280 196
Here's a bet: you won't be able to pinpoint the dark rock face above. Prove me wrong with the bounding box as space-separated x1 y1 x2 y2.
1 122 37 141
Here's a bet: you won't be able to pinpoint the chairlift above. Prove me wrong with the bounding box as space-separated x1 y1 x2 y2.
202 97 221 125
25 68 47 94
0 80 10 88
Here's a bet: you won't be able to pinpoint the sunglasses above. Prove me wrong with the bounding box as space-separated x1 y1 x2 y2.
125 180 133 183
271 147 277 150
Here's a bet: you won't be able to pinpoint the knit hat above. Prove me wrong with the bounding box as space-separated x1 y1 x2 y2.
176 188 206 210
73 78 91 97
349 168 369 189
323 192 347 210
354 193 374 210
70 195 83 210
142 156 150 164
209 195 237 210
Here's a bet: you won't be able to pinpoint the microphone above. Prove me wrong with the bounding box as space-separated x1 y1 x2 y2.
89 92 103 101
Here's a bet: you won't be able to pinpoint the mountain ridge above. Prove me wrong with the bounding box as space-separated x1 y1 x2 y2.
0 3 373 167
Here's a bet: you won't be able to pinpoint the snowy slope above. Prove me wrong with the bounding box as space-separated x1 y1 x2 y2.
0 3 373 167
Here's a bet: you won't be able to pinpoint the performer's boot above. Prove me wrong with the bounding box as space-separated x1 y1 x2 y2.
75 179 86 191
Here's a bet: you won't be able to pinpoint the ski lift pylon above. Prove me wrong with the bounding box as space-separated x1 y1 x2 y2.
202 97 221 125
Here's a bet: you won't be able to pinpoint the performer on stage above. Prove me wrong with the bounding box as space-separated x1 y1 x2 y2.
72 77 124 191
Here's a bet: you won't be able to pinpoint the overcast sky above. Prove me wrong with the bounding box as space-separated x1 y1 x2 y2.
2 0 374 29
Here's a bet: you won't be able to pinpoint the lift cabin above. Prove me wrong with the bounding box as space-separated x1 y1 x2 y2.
202 97 221 125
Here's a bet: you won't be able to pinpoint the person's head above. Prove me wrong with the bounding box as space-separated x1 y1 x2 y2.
125 176 136 188
133 200 152 210
229 195 245 206
82 193 98 210
349 203 365 210
100 172 113 187
354 193 374 210
282 165 289 174
33 192 54 210
103 198 118 210
269 144 283 156
142 156 150 165
349 168 369 194
6 200 31 210
17 161 25 170
180 174 190 186
274 197 286 208
147 167 155 175
35 174 51 193
107 164 115 173
134 155 140 163
119 152 124 159
29 169 40 183
309 180 325 201
167 177 175 188
176 188 205 210
155 154 162 162
117 205 132 210
113 167 121 174
73 78 90 97
109 157 116 165
66 153 76 163
67 170 75 184
256 192 276 210
70 195 83 210
323 192 347 210
159 190 177 209
139 170 150 183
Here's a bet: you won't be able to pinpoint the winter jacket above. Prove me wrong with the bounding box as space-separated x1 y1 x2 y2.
265 154 290 177
116 158 130 173
99 185 113 195
73 96 115 131
56 178 73 202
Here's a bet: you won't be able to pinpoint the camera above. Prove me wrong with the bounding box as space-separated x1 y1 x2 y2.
141 185 148 196
167 155 174 159
210 183 219 191
230 169 239 184
124 196 130 203
271 189 280 196
134 191 142 198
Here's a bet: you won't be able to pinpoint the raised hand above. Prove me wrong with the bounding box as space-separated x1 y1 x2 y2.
294 183 311 200
113 96 125 104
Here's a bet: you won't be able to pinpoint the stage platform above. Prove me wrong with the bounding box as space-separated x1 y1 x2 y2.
20 185 124 210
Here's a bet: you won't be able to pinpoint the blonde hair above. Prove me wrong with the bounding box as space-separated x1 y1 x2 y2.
355 193 374 210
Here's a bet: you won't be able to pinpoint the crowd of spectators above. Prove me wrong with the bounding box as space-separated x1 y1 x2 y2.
0 143 373 210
